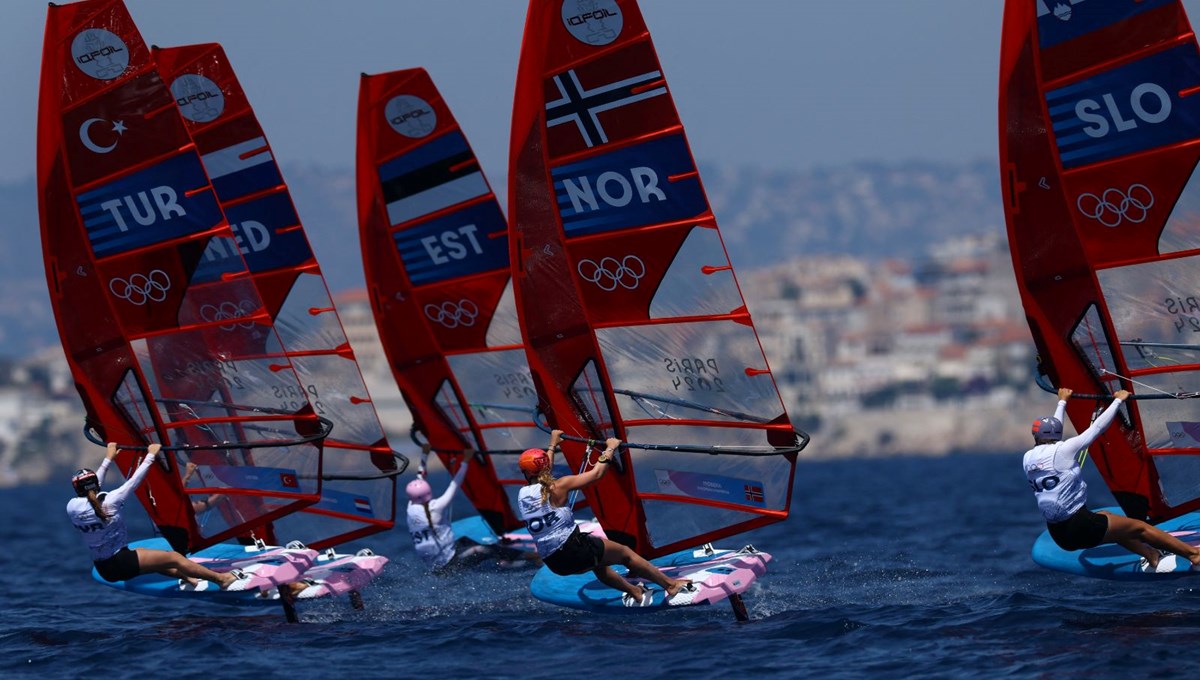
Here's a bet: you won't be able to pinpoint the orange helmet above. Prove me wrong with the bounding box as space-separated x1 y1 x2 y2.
518 448 550 478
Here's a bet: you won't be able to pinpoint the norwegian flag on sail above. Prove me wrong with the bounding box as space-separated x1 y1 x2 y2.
543 40 677 160
744 485 764 503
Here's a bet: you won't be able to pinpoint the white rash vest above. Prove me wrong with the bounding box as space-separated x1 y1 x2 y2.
66 452 156 561
1023 397 1125 523
517 483 576 557
406 459 469 569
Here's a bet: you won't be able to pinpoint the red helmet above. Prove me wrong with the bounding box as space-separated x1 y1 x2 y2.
518 448 550 478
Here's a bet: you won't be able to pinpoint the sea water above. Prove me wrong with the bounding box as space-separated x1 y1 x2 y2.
3 453 1197 679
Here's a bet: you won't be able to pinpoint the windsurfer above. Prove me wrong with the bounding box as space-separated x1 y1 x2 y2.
1024 388 1200 570
406 445 531 572
67 442 250 590
182 461 226 515
519 430 691 607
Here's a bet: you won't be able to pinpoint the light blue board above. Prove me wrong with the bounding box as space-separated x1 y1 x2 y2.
1031 506 1200 580
530 545 769 613
452 515 502 545
91 538 293 606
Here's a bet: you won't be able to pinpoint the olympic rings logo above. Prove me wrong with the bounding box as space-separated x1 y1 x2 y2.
109 269 170 306
1076 184 1154 228
199 300 257 331
577 255 646 291
425 299 479 328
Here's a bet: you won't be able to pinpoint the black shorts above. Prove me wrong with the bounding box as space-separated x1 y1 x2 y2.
543 528 605 576
1047 507 1110 551
94 547 141 583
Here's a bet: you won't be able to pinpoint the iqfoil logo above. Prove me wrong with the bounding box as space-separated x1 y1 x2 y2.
171 74 224 123
562 0 622 46
385 95 436 138
71 28 129 80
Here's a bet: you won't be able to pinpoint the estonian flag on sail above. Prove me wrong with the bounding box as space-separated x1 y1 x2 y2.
377 131 488 226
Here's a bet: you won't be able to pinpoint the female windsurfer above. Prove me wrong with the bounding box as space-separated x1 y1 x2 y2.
1024 388 1200 571
67 442 249 589
406 445 529 572
519 430 691 606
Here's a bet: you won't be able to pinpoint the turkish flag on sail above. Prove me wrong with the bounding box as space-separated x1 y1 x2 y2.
62 71 191 188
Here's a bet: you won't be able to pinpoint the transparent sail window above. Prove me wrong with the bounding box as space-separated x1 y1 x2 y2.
1069 303 1121 390
596 320 786 425
649 226 745 320
570 360 615 437
1097 257 1200 370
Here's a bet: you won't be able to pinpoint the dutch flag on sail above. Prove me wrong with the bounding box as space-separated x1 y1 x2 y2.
353 496 373 516
377 131 488 226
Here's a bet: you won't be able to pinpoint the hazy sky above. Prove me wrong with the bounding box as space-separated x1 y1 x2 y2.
8 1 1200 185
0 0 1024 185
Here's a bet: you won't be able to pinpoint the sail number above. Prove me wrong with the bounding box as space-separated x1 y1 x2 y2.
663 356 725 392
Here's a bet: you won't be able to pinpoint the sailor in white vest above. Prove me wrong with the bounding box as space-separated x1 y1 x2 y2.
1024 387 1200 571
66 442 250 589
518 429 690 606
406 445 528 572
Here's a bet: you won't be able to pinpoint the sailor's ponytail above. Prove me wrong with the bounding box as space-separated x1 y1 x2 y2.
536 469 555 504
87 489 109 522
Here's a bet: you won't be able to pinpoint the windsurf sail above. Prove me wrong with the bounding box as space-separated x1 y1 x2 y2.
1000 0 1200 521
41 0 331 553
153 42 402 549
507 0 808 557
357 68 538 535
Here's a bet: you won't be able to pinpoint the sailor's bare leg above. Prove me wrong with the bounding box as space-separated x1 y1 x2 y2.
1101 512 1200 567
135 548 236 588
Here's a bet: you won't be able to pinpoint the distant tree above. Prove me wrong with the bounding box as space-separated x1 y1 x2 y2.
930 376 961 401
862 385 899 409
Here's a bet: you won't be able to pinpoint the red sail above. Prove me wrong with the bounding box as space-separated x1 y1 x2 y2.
154 43 400 549
357 68 536 534
1000 0 1200 521
38 0 325 552
508 0 805 557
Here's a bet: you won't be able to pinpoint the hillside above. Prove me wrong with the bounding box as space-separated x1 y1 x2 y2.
1 159 1004 356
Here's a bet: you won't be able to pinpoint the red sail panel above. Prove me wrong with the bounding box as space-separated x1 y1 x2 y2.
357 68 532 534
1000 0 1200 521
508 0 803 557
38 0 324 552
154 43 399 549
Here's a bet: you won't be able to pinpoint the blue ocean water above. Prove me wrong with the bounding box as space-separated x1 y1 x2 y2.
5 453 1199 679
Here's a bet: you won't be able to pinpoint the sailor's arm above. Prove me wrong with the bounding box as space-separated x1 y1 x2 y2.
105 443 161 507
432 453 471 510
1056 390 1130 464
1054 388 1071 423
416 444 431 479
95 442 119 486
557 438 621 493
